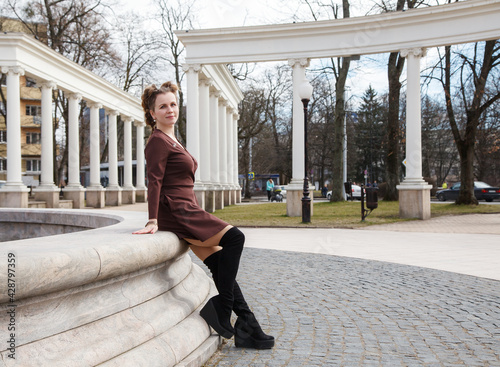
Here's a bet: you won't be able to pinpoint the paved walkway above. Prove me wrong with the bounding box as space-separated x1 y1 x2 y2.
111 204 500 366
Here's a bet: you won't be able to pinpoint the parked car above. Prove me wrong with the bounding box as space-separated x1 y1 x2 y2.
327 184 363 200
436 181 500 202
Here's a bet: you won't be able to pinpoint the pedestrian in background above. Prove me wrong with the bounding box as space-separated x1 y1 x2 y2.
266 178 275 201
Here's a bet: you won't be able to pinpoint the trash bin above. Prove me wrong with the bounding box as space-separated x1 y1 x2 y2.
344 182 352 200
365 187 378 209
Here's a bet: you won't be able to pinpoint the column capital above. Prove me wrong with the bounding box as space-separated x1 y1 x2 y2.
210 90 221 99
88 102 102 109
134 120 146 127
199 77 212 88
67 92 82 101
233 113 240 120
40 80 57 90
182 63 202 73
122 116 133 123
1 66 25 76
400 47 427 58
288 58 310 68
107 109 119 116
218 97 228 106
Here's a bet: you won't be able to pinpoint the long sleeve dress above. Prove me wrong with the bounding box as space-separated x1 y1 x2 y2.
145 128 229 241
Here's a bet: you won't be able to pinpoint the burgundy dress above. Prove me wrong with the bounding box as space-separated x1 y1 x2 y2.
146 128 229 241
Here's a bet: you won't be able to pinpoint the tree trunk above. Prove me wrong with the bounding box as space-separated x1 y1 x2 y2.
384 51 404 201
330 0 350 202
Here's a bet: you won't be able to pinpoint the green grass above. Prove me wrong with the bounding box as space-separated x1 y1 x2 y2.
211 200 500 229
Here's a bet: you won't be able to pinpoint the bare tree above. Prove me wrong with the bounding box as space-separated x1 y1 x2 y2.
440 40 500 204
303 0 351 202
6 0 120 184
156 0 197 144
238 87 268 198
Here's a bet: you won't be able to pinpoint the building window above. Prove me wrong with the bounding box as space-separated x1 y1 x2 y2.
26 132 41 144
26 105 42 116
0 158 6 171
0 131 6 143
26 159 41 173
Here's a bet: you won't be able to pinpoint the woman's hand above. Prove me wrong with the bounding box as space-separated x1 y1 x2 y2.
132 220 158 234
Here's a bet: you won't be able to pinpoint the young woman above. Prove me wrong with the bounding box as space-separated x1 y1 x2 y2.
133 82 274 349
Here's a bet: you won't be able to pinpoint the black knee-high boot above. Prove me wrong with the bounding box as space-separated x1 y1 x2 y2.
203 250 275 349
199 227 244 338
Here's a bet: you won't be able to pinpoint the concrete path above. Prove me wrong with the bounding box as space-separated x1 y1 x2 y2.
109 204 500 366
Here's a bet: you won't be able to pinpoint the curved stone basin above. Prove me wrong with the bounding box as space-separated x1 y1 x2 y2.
0 209 218 366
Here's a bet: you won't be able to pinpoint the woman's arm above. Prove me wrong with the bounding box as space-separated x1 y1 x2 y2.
133 136 169 234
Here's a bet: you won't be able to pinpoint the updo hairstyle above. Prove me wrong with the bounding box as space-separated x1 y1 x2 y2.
141 81 179 129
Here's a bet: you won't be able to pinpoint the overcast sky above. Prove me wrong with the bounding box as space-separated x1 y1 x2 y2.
115 0 445 104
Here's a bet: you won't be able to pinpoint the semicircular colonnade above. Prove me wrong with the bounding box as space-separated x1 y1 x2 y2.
0 32 243 211
175 0 500 219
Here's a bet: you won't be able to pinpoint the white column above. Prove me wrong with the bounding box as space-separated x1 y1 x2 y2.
62 92 85 208
288 58 310 188
135 121 147 203
183 64 202 183
1 67 26 188
88 102 103 188
121 117 136 204
210 91 221 185
199 78 212 185
105 111 122 206
32 81 59 207
397 48 432 220
135 122 146 190
226 107 234 187
0 66 29 207
38 81 57 189
107 111 119 189
219 99 228 185
123 117 133 189
233 113 240 186
401 48 427 184
66 93 83 188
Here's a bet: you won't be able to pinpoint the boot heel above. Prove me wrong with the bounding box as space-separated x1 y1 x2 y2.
200 297 234 339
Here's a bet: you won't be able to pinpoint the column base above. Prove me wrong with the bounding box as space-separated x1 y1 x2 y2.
214 188 224 210
33 185 60 208
397 182 432 220
194 185 206 210
223 188 232 206
286 186 314 217
135 187 147 203
63 187 86 209
86 187 105 208
205 188 216 213
0 186 30 208
105 187 122 207
122 187 136 205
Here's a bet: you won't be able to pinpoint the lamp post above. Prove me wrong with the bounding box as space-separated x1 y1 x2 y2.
299 80 313 223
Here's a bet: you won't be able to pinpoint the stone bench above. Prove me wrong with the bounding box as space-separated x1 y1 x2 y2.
0 208 219 366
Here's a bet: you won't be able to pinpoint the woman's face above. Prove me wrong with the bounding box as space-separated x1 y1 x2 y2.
150 92 178 130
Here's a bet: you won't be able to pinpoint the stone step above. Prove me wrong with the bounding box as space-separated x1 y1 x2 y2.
28 200 47 208
59 200 73 209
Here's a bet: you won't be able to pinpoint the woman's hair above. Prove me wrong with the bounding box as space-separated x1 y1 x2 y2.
141 82 179 129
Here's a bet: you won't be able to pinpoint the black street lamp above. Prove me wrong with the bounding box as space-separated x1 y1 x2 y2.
299 80 313 223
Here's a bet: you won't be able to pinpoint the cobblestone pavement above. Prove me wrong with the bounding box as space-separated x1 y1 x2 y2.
191 248 500 367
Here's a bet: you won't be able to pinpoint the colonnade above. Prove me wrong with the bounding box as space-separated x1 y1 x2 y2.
183 64 243 212
0 65 146 209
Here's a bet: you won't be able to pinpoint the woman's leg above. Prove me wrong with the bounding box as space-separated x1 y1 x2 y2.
184 225 245 339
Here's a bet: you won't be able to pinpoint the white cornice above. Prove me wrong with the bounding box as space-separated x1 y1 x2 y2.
0 32 143 122
176 0 500 64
